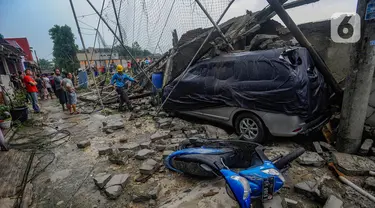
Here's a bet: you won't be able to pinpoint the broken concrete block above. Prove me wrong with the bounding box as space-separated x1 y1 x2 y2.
248 34 280 50
155 145 166 151
118 142 140 151
281 198 303 208
364 177 375 191
203 125 229 139
150 130 171 141
359 139 374 156
162 150 174 159
105 174 130 188
140 159 158 175
105 185 123 199
140 141 151 149
184 129 199 137
93 173 112 189
319 142 336 152
158 111 169 117
170 138 186 144
259 39 275 49
165 144 179 151
332 152 375 175
294 180 318 198
131 183 160 203
155 139 168 145
77 140 91 149
105 128 114 134
108 152 128 165
102 115 124 131
122 149 135 157
135 149 155 160
313 141 323 154
317 178 345 202
262 195 283 208
159 122 171 129
98 147 113 156
135 122 142 128
323 195 343 208
297 151 325 167
148 184 161 199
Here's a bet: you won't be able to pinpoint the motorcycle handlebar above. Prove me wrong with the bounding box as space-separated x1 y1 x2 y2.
274 147 305 170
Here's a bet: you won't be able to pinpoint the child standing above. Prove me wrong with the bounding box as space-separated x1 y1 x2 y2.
62 73 79 114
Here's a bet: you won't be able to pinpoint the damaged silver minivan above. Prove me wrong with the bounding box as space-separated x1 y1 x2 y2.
163 47 332 143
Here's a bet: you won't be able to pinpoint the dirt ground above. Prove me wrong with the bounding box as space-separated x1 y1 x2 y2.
0 97 373 208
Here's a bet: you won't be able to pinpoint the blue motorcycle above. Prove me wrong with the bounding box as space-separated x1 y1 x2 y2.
164 138 305 207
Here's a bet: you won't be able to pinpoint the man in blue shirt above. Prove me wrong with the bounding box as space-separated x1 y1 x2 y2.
110 65 138 111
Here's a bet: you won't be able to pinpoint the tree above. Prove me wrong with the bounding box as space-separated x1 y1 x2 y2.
49 25 79 73
38 58 53 72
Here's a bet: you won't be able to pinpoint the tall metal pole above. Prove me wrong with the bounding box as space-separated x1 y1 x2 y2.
157 0 236 114
111 0 125 44
33 49 41 73
86 0 157 89
108 0 123 67
89 0 106 65
266 0 342 97
194 0 234 50
69 0 104 108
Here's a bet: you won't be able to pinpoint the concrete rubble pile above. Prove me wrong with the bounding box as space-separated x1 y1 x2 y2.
70 1 375 207
77 0 321 109
77 99 233 204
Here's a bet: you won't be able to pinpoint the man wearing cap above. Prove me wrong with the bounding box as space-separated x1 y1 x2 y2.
110 65 138 111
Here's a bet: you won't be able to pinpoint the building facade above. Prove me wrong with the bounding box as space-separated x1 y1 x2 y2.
76 47 121 69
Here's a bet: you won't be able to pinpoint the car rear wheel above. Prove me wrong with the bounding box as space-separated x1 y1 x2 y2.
235 113 266 143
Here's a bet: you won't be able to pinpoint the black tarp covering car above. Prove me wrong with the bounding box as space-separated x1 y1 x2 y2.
163 47 329 118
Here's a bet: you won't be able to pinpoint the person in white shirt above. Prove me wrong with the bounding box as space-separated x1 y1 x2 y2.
42 74 53 99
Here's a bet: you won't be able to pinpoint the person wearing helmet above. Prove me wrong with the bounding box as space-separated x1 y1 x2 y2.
110 65 138 111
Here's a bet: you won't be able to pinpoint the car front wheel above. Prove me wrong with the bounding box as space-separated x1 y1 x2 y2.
234 112 266 143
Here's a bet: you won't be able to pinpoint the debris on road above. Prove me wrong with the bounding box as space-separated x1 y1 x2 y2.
76 140 91 149
297 151 325 167
359 139 374 156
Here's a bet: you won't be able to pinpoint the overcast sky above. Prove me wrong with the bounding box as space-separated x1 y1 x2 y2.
0 0 357 61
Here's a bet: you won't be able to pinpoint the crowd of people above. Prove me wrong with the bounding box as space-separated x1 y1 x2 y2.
9 62 141 117
11 68 79 115
93 58 154 77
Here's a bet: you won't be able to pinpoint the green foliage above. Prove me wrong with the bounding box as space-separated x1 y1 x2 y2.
39 58 54 72
0 105 10 120
114 41 152 58
11 90 28 108
49 25 80 73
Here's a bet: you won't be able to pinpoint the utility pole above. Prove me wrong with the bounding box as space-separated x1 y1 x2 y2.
33 49 39 66
33 49 41 74
69 0 104 109
337 0 375 153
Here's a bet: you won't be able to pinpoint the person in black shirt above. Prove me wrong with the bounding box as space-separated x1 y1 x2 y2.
35 74 44 99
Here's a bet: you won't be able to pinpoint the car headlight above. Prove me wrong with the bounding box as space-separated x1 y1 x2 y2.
230 175 250 200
